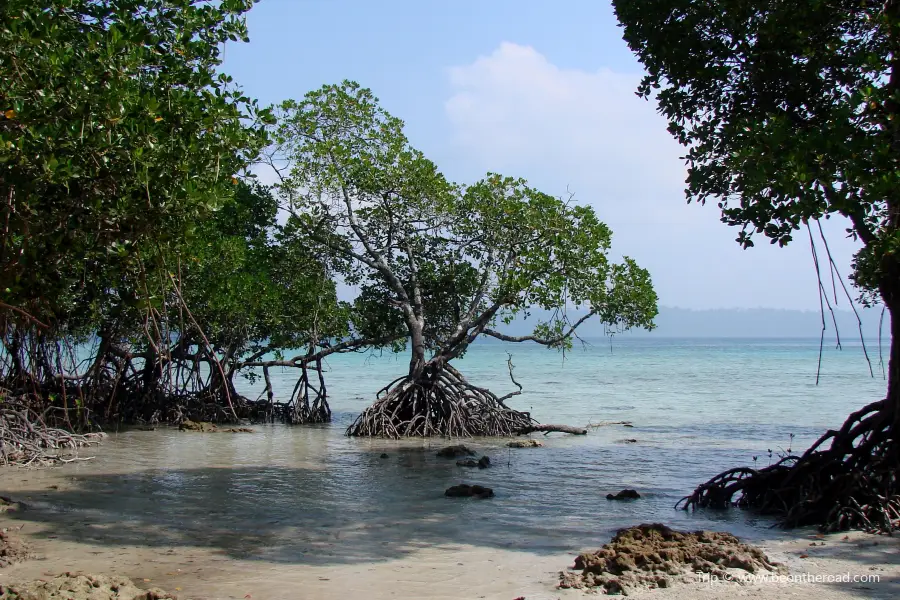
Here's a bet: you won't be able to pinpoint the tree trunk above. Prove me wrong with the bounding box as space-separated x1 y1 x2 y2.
407 324 427 380
879 255 899 428
887 299 899 429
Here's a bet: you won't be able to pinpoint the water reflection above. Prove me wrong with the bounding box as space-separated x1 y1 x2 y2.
2 425 777 566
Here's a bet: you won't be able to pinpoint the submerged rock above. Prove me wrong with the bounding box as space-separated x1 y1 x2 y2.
178 420 252 433
436 444 475 458
178 419 217 432
558 523 786 594
607 489 641 500
456 456 491 469
445 484 494 499
507 439 543 448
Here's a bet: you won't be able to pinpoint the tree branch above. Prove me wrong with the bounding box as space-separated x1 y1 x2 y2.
482 310 597 345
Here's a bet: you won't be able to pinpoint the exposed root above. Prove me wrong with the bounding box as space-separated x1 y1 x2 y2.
347 364 535 438
0 399 105 467
558 523 786 594
677 399 900 532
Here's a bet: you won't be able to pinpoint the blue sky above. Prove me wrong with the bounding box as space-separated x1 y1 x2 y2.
222 0 868 312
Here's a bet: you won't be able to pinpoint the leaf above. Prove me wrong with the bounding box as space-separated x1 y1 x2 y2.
4 109 14 119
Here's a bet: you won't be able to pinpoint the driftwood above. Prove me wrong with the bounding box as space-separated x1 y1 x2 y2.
518 424 587 435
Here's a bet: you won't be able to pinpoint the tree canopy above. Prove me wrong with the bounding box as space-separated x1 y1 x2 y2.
268 81 658 436
271 81 657 364
0 0 270 328
613 0 899 307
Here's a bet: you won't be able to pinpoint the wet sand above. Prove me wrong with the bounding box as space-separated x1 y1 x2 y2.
1 509 899 599
1 483 898 600
1 427 899 599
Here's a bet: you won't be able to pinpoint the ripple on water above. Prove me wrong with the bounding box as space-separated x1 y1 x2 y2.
0 339 882 565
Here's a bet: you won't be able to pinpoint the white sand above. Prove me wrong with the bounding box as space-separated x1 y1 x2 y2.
1 507 898 600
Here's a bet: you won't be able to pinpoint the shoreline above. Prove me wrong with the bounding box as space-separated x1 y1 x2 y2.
1 490 898 600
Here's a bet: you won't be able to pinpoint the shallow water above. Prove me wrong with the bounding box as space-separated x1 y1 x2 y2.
0 337 887 565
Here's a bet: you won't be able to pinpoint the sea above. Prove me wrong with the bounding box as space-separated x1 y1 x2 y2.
0 337 888 563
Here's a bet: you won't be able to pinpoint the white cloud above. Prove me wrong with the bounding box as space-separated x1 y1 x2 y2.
444 43 866 311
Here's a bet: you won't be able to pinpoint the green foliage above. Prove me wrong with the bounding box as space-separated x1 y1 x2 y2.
271 82 657 359
179 181 349 363
0 0 271 326
613 0 900 305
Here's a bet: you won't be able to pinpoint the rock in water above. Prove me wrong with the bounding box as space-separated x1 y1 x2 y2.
436 444 475 458
507 439 543 448
445 484 494 499
607 489 641 500
457 455 492 468
179 419 217 432
380 453 389 459
558 523 786 594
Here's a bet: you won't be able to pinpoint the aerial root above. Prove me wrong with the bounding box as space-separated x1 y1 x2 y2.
346 365 535 438
677 399 899 532
0 397 105 466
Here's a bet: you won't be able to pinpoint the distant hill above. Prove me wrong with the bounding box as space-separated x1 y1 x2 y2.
500 306 890 339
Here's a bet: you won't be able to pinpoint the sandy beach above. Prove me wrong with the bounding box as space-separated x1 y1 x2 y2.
2 486 898 600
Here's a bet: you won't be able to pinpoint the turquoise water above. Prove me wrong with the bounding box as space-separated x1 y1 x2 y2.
1 337 888 563
253 337 885 450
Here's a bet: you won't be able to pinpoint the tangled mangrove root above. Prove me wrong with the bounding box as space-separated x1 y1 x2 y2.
0 401 105 466
347 365 535 437
677 399 900 532
558 523 785 594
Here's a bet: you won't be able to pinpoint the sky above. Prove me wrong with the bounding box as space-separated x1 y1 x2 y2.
222 0 869 312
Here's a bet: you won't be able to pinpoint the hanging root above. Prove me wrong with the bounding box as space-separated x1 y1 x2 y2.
676 399 900 532
0 397 105 466
346 364 536 438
